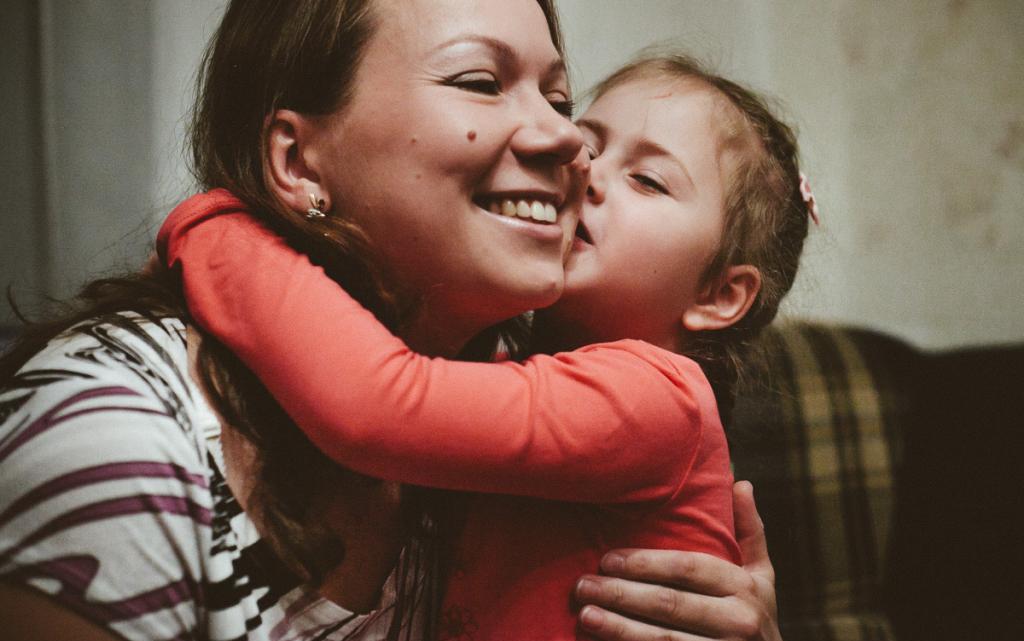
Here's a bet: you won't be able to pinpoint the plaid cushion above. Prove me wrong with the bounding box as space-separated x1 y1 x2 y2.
729 323 918 641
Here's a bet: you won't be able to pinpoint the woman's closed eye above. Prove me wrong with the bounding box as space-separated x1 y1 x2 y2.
447 72 574 120
547 95 575 119
448 72 500 95
631 173 670 195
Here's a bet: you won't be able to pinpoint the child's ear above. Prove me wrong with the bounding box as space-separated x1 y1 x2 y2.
265 109 331 213
681 265 762 333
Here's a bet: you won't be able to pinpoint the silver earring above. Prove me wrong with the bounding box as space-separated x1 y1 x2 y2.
306 193 327 220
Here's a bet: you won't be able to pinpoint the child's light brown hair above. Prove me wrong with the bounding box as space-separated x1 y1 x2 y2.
590 53 811 423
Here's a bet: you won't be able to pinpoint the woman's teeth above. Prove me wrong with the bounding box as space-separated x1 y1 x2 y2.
486 199 558 223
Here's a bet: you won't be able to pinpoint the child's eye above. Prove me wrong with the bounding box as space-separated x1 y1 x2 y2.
449 72 500 95
631 173 669 195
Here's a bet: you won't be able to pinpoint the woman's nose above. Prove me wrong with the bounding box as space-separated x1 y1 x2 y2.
510 97 584 166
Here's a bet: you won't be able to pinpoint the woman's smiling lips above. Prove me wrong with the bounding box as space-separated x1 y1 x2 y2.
486 198 558 222
474 192 567 241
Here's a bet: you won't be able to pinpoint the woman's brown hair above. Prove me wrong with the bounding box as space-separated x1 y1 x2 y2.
2 0 568 638
588 53 811 425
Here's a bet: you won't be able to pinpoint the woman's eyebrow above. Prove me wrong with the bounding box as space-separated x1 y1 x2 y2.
430 35 566 78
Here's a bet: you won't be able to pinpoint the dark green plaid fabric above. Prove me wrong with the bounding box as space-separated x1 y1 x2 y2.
730 323 918 641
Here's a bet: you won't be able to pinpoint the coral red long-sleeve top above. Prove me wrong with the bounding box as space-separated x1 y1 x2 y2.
158 190 740 640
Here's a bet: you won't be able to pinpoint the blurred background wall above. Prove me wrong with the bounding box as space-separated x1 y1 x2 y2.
1 0 1021 349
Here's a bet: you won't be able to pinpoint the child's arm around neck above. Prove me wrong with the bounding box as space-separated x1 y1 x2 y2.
159 191 720 505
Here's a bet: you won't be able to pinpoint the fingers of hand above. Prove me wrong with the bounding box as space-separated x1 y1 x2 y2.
731 482 773 578
599 549 747 598
578 605 707 641
574 575 758 638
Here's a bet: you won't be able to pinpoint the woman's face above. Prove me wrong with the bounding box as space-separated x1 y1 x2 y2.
311 0 583 347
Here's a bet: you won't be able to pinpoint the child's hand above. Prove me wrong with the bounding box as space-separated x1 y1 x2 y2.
574 481 781 641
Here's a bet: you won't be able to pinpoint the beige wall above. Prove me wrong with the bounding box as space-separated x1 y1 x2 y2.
3 1 1021 349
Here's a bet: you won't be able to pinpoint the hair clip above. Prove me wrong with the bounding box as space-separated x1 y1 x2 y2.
799 173 820 226
306 193 327 220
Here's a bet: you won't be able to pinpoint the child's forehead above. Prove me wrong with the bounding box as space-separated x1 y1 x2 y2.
587 77 728 141
602 77 721 118
601 75 711 103
585 74 752 185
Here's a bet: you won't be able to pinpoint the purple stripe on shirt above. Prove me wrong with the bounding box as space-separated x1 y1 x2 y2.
0 386 149 464
0 461 209 529
3 553 203 626
0 494 211 567
2 554 100 594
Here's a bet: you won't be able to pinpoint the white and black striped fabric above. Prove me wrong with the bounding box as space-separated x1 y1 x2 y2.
0 315 401 640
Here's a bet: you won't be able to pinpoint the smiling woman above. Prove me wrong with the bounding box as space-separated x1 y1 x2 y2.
270 0 584 353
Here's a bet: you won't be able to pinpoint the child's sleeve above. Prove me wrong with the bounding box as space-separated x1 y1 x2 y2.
158 202 714 505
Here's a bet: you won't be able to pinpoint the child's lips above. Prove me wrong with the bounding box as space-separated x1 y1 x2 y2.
574 220 594 246
570 221 594 255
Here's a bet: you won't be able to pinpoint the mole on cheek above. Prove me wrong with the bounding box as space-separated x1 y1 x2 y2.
467 130 477 142
410 135 418 145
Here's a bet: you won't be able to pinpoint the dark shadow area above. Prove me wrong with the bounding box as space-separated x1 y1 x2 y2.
888 345 1024 641
729 322 1024 641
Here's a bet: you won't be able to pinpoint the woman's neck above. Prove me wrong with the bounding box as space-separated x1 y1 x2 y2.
532 309 686 355
529 313 579 355
399 304 484 358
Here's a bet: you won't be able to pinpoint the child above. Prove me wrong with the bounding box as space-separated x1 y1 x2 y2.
159 54 812 640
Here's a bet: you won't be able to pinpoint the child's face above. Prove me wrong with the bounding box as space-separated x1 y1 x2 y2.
552 78 731 349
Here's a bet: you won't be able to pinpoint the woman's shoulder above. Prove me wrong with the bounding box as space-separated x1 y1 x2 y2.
0 313 231 638
0 313 219 517
9 312 190 390
3 313 209 444
0 313 405 640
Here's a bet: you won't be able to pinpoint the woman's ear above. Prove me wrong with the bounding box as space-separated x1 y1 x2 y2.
681 265 762 333
266 109 331 213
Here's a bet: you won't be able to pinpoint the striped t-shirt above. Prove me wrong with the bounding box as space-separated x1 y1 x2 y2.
0 315 404 640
